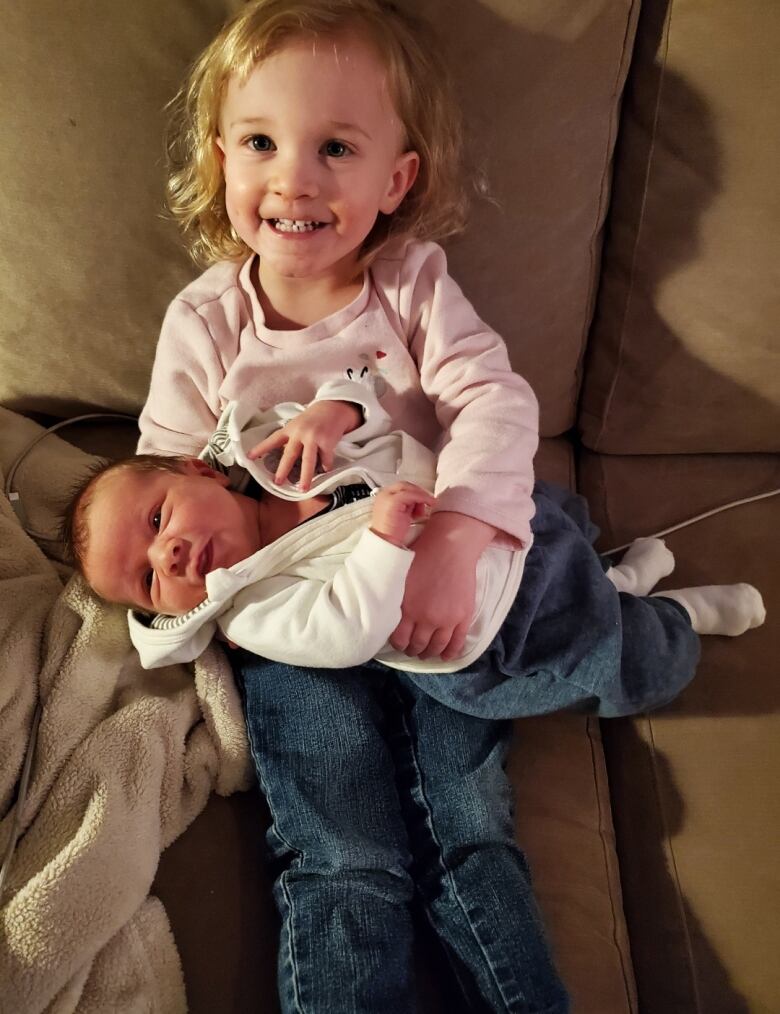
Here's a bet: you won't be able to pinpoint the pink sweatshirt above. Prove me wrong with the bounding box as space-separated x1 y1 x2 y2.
137 238 538 545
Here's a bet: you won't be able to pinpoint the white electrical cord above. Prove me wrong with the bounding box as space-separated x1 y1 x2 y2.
600 486 780 555
3 412 136 539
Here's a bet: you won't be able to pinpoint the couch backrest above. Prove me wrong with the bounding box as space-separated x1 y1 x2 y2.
579 0 780 453
0 0 637 437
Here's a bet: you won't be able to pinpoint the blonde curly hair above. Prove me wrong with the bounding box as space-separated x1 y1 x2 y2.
166 0 469 266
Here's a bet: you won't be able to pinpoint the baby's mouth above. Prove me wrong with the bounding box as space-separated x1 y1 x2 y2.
196 540 213 578
267 218 327 234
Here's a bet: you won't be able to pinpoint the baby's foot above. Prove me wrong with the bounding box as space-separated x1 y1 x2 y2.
655 583 766 636
607 537 676 596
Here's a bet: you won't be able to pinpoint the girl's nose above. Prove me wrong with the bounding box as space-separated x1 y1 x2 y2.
270 153 320 201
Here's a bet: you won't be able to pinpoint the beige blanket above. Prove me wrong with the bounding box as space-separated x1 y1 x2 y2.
0 409 253 1014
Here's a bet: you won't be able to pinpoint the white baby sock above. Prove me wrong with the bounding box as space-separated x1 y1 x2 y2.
606 537 676 596
654 583 766 636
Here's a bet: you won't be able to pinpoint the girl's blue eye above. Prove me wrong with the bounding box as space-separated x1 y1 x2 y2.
324 140 349 158
249 134 274 152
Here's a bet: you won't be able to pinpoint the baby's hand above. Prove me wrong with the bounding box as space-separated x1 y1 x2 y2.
247 400 362 491
370 482 436 547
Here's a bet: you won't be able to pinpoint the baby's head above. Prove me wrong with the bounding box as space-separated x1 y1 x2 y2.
64 454 262 616
167 0 467 266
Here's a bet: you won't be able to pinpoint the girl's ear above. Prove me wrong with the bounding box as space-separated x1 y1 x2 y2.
379 150 420 214
215 135 226 166
181 458 231 486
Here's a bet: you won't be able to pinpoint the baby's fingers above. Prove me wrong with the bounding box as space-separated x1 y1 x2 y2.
391 485 436 507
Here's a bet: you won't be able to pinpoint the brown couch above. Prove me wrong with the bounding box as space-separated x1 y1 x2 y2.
1 1 777 1011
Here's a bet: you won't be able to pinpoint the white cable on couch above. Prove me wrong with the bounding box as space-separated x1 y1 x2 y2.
3 411 136 538
600 487 780 556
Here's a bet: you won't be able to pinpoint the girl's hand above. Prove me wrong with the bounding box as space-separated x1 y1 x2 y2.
247 400 362 491
370 482 436 547
390 512 497 662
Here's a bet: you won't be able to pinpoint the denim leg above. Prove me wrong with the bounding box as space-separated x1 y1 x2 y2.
390 678 570 1014
403 566 701 721
233 650 416 1014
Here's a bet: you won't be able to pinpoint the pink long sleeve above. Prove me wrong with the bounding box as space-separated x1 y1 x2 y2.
137 262 244 456
137 242 539 545
375 241 539 546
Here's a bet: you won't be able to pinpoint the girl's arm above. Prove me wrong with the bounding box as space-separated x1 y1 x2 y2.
137 299 226 456
400 241 539 546
385 241 539 659
390 511 497 661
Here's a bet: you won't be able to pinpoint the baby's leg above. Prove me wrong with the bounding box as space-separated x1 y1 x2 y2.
233 651 415 1014
654 583 766 636
605 537 675 595
591 584 764 716
392 678 570 1013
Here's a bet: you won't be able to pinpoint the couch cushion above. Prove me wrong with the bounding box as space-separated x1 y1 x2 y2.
508 714 637 1014
579 0 780 453
426 0 640 436
0 0 638 438
0 1 237 417
579 450 780 1013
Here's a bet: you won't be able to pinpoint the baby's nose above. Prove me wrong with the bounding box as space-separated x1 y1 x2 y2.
153 537 188 577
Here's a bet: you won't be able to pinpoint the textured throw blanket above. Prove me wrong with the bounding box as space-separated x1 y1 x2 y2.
0 408 252 1013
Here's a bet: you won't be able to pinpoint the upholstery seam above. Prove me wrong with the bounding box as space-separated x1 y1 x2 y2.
594 0 674 450
573 0 642 425
646 715 702 1014
588 715 638 1013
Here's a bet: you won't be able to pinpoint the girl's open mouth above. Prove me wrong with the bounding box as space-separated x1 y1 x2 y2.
267 218 327 234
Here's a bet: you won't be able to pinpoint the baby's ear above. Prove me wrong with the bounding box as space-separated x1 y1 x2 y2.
181 457 231 486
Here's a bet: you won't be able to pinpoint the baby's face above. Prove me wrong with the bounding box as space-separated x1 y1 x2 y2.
216 31 419 287
83 461 262 615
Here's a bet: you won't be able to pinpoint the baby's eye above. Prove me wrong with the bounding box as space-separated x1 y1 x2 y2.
248 134 274 152
151 510 162 531
323 139 350 158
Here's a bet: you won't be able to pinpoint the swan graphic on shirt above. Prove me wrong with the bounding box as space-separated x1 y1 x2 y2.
345 350 389 398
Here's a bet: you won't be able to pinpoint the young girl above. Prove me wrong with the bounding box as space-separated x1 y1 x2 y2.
135 2 582 1010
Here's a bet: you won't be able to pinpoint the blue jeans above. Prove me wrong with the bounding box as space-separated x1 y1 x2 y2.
233 651 570 1014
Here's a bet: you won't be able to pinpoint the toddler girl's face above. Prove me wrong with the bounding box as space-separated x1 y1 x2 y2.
216 32 418 288
83 462 262 615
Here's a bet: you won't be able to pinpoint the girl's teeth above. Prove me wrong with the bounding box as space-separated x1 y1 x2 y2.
272 219 322 233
